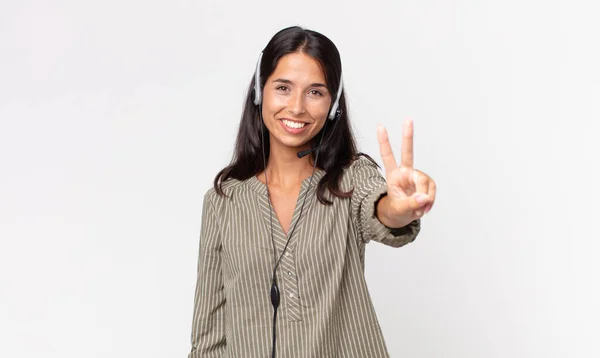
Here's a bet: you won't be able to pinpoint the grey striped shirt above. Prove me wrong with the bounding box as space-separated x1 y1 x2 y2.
188 156 421 357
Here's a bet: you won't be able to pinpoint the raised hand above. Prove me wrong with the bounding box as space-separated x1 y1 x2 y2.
375 119 436 228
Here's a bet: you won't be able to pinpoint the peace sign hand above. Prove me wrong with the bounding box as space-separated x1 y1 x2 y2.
375 119 436 229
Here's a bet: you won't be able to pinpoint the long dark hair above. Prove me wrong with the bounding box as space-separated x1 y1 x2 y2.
214 26 378 205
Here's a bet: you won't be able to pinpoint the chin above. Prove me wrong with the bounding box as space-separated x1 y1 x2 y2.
273 134 311 149
279 139 309 150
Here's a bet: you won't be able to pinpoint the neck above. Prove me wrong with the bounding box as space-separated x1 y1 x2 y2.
262 139 316 190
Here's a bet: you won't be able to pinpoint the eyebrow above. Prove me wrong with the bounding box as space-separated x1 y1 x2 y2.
272 78 328 88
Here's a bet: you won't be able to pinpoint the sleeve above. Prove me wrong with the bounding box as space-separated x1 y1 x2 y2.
350 157 421 247
188 192 226 358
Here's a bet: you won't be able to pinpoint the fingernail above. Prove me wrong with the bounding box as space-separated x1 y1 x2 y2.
415 194 429 205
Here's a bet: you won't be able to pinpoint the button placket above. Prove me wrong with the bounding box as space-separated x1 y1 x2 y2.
280 250 302 322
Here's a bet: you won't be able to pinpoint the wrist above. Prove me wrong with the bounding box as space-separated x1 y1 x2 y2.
375 194 395 227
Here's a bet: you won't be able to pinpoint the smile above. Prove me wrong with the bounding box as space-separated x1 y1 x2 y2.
282 119 306 129
279 119 309 134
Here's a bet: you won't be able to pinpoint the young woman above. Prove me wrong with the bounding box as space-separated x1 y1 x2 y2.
188 26 436 358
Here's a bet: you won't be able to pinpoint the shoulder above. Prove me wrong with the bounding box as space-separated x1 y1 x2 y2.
331 154 382 193
349 155 380 170
346 154 383 182
202 177 252 211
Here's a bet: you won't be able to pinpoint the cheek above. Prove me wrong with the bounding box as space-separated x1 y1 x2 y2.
312 118 329 134
262 91 286 110
261 99 279 120
308 101 331 120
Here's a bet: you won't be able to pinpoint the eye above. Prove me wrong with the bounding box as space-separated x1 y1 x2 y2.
309 89 323 97
275 85 289 91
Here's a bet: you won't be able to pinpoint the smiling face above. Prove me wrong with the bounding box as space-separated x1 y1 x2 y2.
261 51 332 152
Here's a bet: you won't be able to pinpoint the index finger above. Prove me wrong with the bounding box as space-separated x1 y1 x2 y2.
376 124 398 174
401 118 414 168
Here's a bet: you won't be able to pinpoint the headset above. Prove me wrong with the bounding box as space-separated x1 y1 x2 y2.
253 50 344 358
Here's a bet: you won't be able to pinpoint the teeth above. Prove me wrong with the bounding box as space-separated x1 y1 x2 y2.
282 119 306 129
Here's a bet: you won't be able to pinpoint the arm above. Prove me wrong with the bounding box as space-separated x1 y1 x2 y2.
350 157 421 248
188 192 226 358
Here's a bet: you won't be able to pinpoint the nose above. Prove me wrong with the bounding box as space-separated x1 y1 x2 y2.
287 91 306 116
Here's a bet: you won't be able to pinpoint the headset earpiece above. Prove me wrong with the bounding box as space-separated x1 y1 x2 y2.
327 75 343 121
333 108 342 121
253 52 263 106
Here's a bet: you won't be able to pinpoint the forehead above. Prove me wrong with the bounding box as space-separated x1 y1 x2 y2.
269 52 326 83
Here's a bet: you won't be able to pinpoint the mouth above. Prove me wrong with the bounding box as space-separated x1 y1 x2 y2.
281 118 308 129
279 118 310 134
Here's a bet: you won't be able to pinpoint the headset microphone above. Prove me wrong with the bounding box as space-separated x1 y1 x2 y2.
296 148 317 159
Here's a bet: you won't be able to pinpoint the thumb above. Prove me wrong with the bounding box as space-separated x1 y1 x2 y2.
410 193 430 210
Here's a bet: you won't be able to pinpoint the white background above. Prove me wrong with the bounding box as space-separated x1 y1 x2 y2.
1 0 598 357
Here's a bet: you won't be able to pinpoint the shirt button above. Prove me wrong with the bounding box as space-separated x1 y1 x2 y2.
287 271 293 276
284 251 291 257
289 293 295 298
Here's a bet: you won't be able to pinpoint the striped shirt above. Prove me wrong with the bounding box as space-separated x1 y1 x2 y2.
188 156 421 357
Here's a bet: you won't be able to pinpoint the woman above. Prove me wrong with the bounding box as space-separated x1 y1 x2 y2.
188 26 436 358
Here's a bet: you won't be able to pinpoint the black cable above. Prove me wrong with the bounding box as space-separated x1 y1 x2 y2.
271 300 278 358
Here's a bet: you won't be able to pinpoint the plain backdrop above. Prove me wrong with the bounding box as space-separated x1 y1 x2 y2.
1 0 598 357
